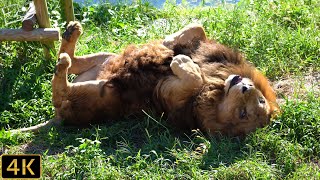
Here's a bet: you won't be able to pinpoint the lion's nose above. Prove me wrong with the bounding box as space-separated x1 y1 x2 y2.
242 86 248 93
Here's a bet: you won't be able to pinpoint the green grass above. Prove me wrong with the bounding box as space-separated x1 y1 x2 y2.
1 0 319 179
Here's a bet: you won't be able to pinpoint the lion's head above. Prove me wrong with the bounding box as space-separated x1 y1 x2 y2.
195 73 278 136
219 74 273 135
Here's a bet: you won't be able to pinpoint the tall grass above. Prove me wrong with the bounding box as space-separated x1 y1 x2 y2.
0 0 319 179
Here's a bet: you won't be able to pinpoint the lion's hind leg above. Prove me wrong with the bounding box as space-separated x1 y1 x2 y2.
59 21 83 57
52 53 120 125
7 54 73 133
59 21 117 77
52 53 71 109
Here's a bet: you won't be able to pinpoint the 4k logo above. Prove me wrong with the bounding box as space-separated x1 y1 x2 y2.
1 154 41 179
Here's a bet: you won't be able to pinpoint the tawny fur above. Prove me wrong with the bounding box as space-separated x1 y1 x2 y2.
11 22 279 136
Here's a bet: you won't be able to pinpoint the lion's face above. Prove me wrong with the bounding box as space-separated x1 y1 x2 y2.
216 75 271 135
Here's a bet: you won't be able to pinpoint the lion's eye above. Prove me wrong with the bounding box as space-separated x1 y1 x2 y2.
258 97 266 104
240 108 247 119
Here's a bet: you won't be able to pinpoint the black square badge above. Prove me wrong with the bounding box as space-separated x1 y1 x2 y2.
1 154 41 179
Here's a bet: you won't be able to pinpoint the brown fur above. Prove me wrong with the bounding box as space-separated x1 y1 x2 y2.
11 22 279 136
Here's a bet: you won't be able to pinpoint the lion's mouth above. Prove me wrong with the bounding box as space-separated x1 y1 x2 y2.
226 75 242 95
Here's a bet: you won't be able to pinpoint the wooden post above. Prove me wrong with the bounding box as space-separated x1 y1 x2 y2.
34 0 55 59
65 0 75 22
0 28 59 41
22 2 37 31
60 0 75 23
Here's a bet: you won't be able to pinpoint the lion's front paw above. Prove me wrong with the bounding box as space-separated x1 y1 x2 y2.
170 55 203 85
163 23 206 49
62 21 83 41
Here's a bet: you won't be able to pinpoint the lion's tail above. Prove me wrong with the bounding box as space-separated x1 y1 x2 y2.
7 118 61 134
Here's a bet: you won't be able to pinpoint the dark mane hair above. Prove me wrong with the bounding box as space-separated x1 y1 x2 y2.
97 41 174 115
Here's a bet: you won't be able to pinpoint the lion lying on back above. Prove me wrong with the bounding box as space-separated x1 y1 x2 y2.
14 22 279 136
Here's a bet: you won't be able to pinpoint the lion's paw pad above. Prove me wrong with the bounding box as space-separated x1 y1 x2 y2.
170 55 202 82
62 21 83 41
56 53 71 70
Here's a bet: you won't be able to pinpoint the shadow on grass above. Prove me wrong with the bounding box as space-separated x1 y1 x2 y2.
21 117 247 169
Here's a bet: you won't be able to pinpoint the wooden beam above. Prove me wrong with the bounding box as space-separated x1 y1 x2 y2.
0 28 59 41
60 0 75 23
22 1 37 31
34 0 55 59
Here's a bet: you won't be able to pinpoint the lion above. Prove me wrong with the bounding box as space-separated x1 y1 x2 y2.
11 21 279 136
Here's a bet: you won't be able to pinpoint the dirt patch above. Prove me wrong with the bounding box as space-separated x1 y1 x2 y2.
272 72 319 104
